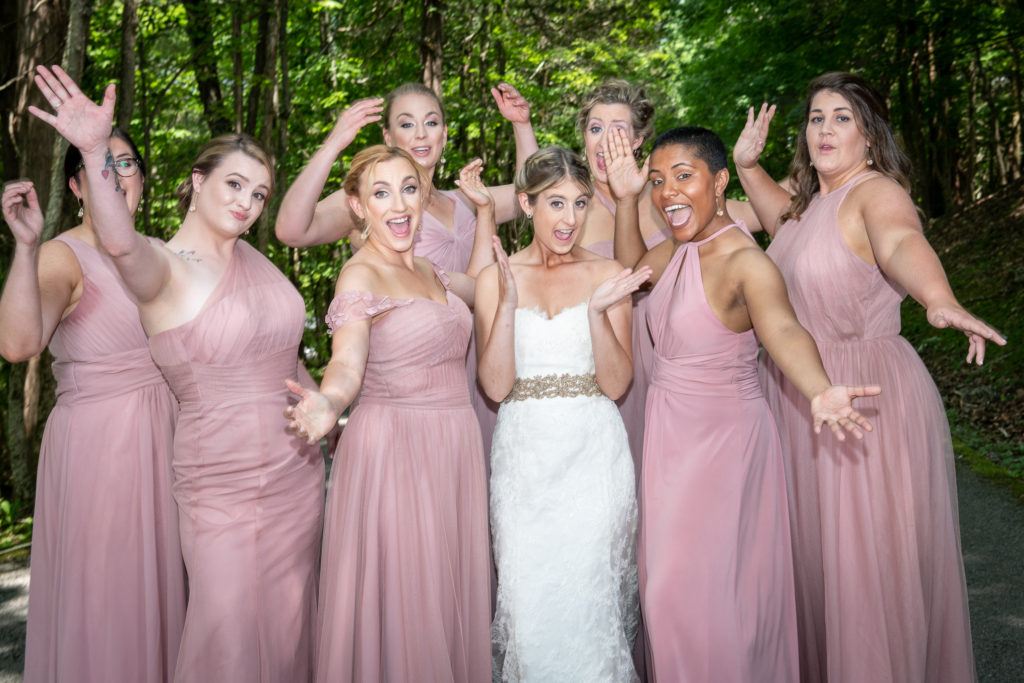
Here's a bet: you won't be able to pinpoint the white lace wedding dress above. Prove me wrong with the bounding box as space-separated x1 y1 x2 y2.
490 302 639 683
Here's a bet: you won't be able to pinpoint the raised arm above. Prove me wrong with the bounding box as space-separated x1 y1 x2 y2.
486 82 539 224
588 264 652 400
276 98 383 247
740 248 881 440
475 237 518 402
29 66 170 305
454 159 497 277
733 104 791 236
0 180 78 360
605 128 649 270
859 178 1006 364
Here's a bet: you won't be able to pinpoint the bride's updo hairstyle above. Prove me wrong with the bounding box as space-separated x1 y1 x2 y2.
514 146 594 208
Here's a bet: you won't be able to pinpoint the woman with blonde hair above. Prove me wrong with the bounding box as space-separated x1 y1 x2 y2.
30 65 324 682
285 145 491 682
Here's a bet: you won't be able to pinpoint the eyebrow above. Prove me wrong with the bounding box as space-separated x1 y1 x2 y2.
372 176 418 187
810 106 854 113
589 118 630 126
396 111 441 119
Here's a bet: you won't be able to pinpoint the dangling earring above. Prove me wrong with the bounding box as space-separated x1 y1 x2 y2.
715 196 724 217
360 221 371 241
189 189 199 212
77 198 84 218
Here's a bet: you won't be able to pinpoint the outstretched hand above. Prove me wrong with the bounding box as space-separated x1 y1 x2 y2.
734 103 776 170
589 266 653 315
602 128 648 201
491 82 531 125
455 159 494 209
492 235 518 310
283 378 342 445
927 304 1007 365
328 97 384 150
810 384 882 441
28 65 114 157
2 180 45 248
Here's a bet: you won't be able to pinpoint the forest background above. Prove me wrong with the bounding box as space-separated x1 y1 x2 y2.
0 0 1021 541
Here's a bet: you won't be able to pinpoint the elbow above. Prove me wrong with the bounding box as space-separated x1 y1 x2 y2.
482 377 513 404
0 341 43 363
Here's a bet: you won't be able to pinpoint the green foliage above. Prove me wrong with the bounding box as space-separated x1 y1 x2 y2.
0 497 32 553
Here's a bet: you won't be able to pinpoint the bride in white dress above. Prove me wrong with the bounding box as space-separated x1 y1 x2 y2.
475 147 651 682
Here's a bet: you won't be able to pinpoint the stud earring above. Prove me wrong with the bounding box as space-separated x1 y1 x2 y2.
526 212 532 219
77 198 84 218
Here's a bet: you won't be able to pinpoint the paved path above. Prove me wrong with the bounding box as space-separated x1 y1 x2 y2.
0 460 1019 681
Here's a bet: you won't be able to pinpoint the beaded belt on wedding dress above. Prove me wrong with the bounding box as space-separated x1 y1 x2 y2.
503 373 603 403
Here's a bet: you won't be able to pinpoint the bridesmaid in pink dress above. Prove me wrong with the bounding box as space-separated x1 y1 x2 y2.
1 134 185 683
735 73 1006 683
276 83 538 455
30 67 324 682
284 146 489 682
610 125 880 682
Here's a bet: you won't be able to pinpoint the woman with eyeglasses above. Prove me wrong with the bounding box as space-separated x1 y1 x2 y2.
0 128 186 682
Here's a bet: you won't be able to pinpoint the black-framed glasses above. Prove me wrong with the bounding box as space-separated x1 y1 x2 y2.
75 158 142 178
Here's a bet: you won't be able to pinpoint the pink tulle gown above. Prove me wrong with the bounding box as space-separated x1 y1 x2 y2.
24 235 185 683
640 224 798 682
314 266 490 682
414 189 499 453
148 240 325 683
761 173 976 683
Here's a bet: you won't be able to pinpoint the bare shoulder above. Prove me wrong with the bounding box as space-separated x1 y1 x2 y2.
727 241 780 282
847 174 915 213
37 237 82 288
335 258 380 295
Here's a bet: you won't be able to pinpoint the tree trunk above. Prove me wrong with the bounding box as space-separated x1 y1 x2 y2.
232 0 244 133
182 0 231 135
420 0 443 96
256 4 279 254
116 0 139 132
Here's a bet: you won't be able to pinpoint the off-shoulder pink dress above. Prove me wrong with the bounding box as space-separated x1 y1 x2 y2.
315 266 490 682
149 240 325 683
414 190 499 454
24 235 185 683
761 173 976 682
641 224 798 682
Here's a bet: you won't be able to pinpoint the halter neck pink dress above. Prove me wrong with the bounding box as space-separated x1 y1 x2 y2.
24 235 185 683
761 173 976 682
148 240 325 683
641 224 798 682
585 189 671 484
314 266 490 682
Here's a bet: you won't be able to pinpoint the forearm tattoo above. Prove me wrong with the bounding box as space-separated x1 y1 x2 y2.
102 149 123 192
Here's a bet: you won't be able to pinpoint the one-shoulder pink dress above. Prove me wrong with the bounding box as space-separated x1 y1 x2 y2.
641 225 798 682
149 240 325 683
24 235 185 683
761 174 976 682
414 190 499 454
315 267 490 682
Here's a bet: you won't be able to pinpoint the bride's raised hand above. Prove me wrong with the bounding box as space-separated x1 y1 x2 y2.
455 159 494 210
589 266 652 315
28 65 114 156
733 102 776 170
603 128 648 201
492 235 518 310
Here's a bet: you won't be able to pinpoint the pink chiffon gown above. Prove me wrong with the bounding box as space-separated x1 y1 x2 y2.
760 173 976 683
24 235 185 683
314 266 490 682
148 240 325 683
640 224 798 682
414 189 499 454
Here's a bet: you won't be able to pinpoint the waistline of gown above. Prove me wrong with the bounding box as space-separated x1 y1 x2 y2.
650 354 763 400
161 348 297 409
357 362 472 410
53 347 167 405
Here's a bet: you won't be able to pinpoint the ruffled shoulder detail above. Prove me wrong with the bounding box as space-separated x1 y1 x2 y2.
325 290 413 333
